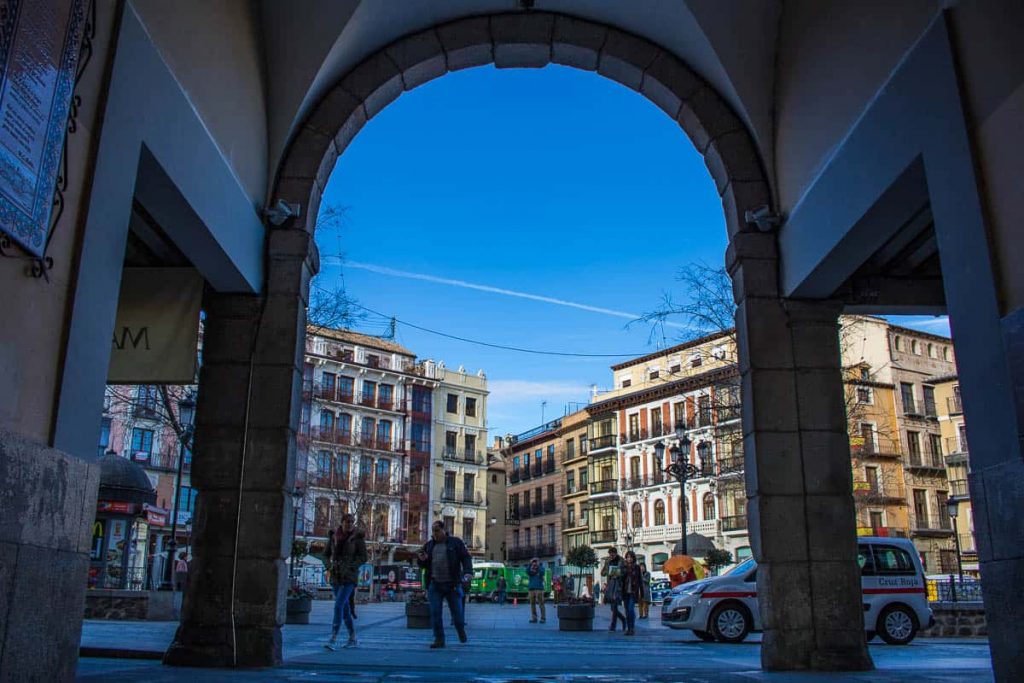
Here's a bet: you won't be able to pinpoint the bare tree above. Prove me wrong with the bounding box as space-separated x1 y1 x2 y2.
104 384 196 467
307 203 365 334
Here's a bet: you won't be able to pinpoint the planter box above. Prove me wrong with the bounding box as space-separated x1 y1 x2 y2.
406 602 431 629
286 595 313 624
557 603 595 631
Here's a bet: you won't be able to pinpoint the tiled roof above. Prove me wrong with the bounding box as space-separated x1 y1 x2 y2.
307 325 415 357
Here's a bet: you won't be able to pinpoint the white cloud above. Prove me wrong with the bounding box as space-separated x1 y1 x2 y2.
324 258 690 329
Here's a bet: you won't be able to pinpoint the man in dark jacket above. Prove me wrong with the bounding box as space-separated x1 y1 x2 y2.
417 520 473 648
324 514 367 650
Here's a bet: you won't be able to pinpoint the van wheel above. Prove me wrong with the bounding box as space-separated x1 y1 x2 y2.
877 605 918 645
709 603 751 643
693 630 716 642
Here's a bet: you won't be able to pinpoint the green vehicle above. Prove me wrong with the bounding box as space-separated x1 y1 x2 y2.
469 561 552 602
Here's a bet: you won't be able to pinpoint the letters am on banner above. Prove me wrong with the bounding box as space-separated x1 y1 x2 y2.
108 268 203 384
0 0 88 256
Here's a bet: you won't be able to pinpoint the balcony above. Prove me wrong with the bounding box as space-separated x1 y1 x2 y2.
441 447 485 466
717 455 745 475
851 440 901 459
464 536 484 551
624 428 649 444
519 505 533 520
521 465 532 481
589 434 617 451
131 402 160 420
543 498 556 514
693 409 714 429
620 472 670 490
440 488 485 506
857 526 909 538
906 449 945 471
853 482 906 504
944 436 968 464
590 529 617 544
721 514 747 532
309 426 353 447
947 395 963 415
912 519 954 536
949 479 970 498
543 458 555 474
532 461 543 478
716 405 741 422
508 544 556 562
509 469 521 484
590 479 618 495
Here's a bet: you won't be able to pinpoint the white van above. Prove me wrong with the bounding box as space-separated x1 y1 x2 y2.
661 537 933 645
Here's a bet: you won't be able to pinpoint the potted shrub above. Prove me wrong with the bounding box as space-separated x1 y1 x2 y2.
557 545 599 631
286 585 314 624
405 589 431 629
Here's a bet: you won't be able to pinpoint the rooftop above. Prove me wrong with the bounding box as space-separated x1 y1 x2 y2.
307 325 415 357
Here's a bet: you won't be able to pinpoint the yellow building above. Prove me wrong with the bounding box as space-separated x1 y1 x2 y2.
559 410 591 557
932 375 977 576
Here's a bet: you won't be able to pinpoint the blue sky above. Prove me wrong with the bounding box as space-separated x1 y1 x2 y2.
316 65 949 438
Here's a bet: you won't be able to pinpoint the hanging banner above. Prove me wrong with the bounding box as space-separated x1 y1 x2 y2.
0 0 87 256
108 268 203 384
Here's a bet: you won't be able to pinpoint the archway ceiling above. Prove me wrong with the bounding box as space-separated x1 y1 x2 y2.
260 0 780 187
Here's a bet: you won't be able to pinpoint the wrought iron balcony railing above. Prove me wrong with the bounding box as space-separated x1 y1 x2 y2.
722 514 747 532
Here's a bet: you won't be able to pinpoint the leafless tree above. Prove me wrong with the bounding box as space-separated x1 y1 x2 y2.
307 203 366 334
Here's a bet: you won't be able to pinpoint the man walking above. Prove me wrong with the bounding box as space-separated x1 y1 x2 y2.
417 520 473 649
496 574 507 605
527 557 546 623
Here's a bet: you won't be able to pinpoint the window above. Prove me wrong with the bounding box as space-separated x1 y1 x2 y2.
911 339 920 355
565 438 575 460
894 335 903 351
465 397 477 417
360 416 375 444
447 393 458 413
375 458 390 484
856 386 873 404
548 524 556 545
177 485 197 513
913 489 929 528
336 453 350 486
376 420 392 444
463 518 474 545
443 515 455 535
361 380 376 405
654 500 666 526
136 385 159 413
378 384 393 408
628 413 639 439
338 376 354 400
410 422 430 452
652 552 669 572
936 490 951 530
650 406 662 434
130 428 154 458
580 504 589 524
491 474 497 484
622 378 632 388
943 347 950 361
359 455 373 485
466 473 476 499
870 544 917 575
865 466 880 493
566 471 575 493
465 433 477 457
444 471 456 497
673 401 685 427
579 467 588 487
859 367 870 380
366 353 380 368
928 433 942 461
524 528 531 546
411 386 431 414
923 386 936 417
702 493 716 520
337 413 352 438
322 372 336 396
901 383 916 414
649 370 659 380
631 502 643 529
907 431 921 461
513 530 520 548
315 451 332 476
567 503 575 526
98 418 111 457
689 353 702 368
580 436 587 455
927 343 935 358
670 364 681 373
712 345 727 361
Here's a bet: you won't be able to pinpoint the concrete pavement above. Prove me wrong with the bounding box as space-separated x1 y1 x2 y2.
78 600 994 681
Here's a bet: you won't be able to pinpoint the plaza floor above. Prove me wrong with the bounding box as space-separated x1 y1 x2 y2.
78 600 994 682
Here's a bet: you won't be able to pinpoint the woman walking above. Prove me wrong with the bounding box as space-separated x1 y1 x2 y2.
324 514 367 650
600 548 624 632
620 551 643 636
638 561 652 619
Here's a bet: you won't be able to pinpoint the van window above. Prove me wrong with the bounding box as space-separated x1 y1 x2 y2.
857 545 876 575
870 545 916 575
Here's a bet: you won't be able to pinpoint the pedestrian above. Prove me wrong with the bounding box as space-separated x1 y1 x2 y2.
620 551 643 636
638 561 652 619
600 548 624 632
173 551 189 591
496 575 507 605
564 573 576 599
553 576 562 604
324 514 367 651
527 557 546 623
594 582 601 603
417 520 473 649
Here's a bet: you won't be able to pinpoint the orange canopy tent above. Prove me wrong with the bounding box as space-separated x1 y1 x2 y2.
664 555 706 587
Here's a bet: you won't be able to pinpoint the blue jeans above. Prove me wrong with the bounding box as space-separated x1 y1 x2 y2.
427 582 464 642
497 590 506 605
622 595 637 631
332 583 356 636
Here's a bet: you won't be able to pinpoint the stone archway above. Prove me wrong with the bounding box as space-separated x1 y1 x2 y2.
167 11 871 673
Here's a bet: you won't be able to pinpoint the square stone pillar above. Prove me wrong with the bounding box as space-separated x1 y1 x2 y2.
164 230 317 668
728 233 872 671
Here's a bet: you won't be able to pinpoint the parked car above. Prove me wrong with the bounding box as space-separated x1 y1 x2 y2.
661 537 933 645
650 579 672 604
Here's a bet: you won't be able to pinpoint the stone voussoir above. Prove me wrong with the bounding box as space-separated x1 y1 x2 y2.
491 13 553 69
642 51 701 120
385 29 447 91
551 15 606 71
597 29 659 91
706 129 765 195
436 16 493 71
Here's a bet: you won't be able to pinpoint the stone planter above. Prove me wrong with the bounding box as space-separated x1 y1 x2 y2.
285 595 313 625
406 602 431 629
557 603 595 631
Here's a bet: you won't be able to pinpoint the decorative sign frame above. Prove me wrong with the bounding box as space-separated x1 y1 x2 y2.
0 0 87 258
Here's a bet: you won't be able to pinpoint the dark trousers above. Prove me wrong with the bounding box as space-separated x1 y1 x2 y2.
427 582 464 643
609 600 624 630
623 595 637 631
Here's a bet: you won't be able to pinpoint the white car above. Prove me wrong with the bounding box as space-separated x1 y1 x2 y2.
661 537 933 645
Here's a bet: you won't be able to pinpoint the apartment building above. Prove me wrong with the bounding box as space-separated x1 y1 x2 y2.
560 410 591 557
300 328 427 561
932 375 977 576
504 418 564 567
431 363 489 557
485 440 507 562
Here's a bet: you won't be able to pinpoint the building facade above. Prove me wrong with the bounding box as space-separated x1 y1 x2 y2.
932 375 977 576
485 439 507 562
504 419 564 567
430 363 489 557
560 411 591 559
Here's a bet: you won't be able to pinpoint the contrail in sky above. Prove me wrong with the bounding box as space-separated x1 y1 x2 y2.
321 257 688 329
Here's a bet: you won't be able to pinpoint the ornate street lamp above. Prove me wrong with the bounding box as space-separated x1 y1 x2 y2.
947 497 964 598
655 422 695 556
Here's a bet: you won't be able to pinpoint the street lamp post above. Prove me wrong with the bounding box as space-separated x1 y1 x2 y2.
947 497 964 601
655 422 694 556
162 397 195 591
289 488 304 582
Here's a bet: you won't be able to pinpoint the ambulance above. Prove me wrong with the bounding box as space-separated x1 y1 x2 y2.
661 537 933 645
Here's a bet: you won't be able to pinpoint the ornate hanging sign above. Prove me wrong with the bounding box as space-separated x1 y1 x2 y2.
0 0 87 257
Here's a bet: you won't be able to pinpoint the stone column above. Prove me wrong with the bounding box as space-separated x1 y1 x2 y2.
728 232 872 671
164 229 316 667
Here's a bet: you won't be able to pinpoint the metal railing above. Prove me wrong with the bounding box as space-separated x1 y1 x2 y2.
945 436 968 456
590 529 617 544
907 447 944 469
946 395 963 414
509 469 521 484
589 434 617 451
928 576 983 603
440 488 485 506
949 479 970 498
89 566 151 591
590 479 618 494
532 461 543 477
531 501 543 516
543 498 556 514
441 447 485 465
716 404 741 421
543 458 555 474
722 514 747 532
717 455 745 474
620 472 670 490
521 465 532 480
